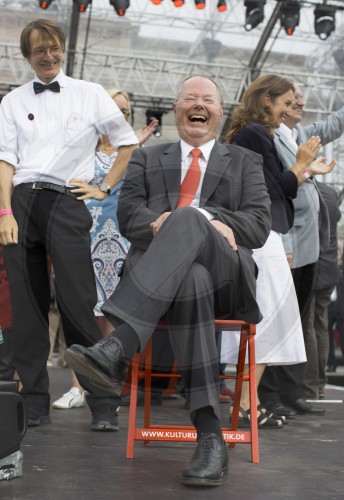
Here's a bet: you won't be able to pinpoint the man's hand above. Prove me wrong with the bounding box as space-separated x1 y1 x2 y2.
0 214 18 245
150 212 171 236
210 220 237 251
69 179 108 201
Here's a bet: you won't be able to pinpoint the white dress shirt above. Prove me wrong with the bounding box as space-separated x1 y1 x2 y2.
0 70 138 186
278 123 299 151
180 138 215 220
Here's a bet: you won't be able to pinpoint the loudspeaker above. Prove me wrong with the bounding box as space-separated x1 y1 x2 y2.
0 385 27 461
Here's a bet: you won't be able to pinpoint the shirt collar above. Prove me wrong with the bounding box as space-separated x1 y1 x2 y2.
278 123 298 142
180 139 215 162
33 69 67 88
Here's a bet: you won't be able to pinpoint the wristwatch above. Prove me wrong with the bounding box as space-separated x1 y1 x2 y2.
99 182 111 195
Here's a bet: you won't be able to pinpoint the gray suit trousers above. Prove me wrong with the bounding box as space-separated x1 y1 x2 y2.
102 208 243 421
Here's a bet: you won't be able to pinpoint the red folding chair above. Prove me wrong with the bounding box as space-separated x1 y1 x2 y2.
126 319 259 463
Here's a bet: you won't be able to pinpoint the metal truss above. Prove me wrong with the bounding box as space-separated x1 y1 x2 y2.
0 0 344 193
1 42 344 113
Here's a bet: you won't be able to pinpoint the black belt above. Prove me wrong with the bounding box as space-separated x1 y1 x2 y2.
20 182 74 195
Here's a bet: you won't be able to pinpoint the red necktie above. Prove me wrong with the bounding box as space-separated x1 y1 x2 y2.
176 148 202 208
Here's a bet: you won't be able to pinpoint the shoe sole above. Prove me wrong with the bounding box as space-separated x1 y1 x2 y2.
265 407 296 419
91 422 119 432
64 350 123 396
28 415 51 427
274 413 296 420
295 410 326 415
229 416 284 430
181 468 227 486
52 403 85 409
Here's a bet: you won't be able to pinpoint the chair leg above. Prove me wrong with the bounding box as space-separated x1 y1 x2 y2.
144 339 153 446
126 354 140 459
230 327 248 449
248 330 259 463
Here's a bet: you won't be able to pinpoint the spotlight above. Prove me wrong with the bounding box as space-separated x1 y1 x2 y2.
244 1 265 31
151 0 162 4
74 0 92 12
109 0 130 16
217 0 227 12
146 110 164 138
280 1 300 36
39 0 54 9
314 5 335 41
172 0 184 6
194 0 205 9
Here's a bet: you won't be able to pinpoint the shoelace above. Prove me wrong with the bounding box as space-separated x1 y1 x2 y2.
199 435 217 451
97 336 122 355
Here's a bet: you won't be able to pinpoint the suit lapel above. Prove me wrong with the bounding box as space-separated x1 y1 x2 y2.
200 141 232 205
160 142 182 210
275 128 297 157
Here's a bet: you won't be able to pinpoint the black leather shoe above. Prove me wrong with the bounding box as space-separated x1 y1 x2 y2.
65 336 129 396
263 400 296 419
181 433 228 486
91 404 119 431
26 403 51 427
286 398 326 415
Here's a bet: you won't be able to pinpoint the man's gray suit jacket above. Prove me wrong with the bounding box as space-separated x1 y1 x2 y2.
102 140 271 336
274 104 344 268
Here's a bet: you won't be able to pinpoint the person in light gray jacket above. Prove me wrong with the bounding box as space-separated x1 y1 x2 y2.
259 84 343 417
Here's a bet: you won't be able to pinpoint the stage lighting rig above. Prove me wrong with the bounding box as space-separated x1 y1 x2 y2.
244 1 265 31
110 0 130 16
146 109 164 138
217 0 227 12
39 0 54 9
194 0 205 9
280 1 300 36
314 5 336 40
74 0 92 12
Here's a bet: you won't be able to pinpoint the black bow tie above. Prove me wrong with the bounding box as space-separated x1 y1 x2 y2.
33 81 60 94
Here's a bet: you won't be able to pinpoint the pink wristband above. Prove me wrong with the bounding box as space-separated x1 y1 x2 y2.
0 209 13 217
302 170 311 180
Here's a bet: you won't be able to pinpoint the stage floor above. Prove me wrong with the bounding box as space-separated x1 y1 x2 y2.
1 366 343 500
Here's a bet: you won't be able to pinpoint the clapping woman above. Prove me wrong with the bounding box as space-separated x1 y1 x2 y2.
223 75 335 428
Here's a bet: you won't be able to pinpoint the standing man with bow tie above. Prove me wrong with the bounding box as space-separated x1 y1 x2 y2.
0 19 138 430
66 75 272 486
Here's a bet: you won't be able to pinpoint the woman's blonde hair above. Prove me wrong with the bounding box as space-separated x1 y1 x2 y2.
225 74 294 143
107 88 132 123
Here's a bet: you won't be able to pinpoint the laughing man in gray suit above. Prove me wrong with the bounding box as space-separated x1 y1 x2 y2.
65 75 271 486
260 84 342 417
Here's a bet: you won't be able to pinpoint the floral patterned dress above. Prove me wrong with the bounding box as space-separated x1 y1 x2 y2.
86 149 130 316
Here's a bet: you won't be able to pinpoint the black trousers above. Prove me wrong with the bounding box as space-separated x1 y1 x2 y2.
4 184 119 410
259 263 315 404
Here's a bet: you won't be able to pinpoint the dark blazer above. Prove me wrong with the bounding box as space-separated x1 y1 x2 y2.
232 122 298 234
314 183 341 290
115 140 272 323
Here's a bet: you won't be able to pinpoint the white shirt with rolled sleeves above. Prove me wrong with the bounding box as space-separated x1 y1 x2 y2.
0 70 138 187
